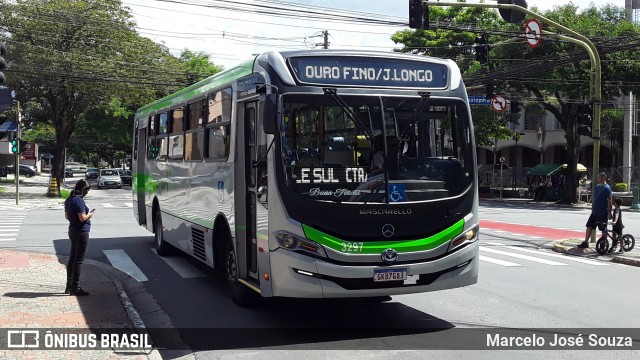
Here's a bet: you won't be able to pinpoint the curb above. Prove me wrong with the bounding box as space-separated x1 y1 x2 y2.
551 243 640 267
85 258 194 359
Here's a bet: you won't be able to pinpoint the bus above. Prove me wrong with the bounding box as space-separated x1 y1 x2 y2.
132 50 479 305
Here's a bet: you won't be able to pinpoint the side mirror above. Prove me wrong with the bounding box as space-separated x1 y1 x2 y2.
261 93 277 134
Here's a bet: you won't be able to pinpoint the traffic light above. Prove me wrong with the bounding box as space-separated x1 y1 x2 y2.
475 34 489 64
0 43 6 85
19 140 28 152
577 113 592 137
10 138 18 153
510 101 521 114
485 81 495 100
409 0 428 29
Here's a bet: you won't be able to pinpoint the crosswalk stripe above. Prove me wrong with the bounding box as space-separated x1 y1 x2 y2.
150 248 207 278
0 233 18 237
480 247 568 266
483 242 609 266
503 246 610 266
0 238 16 242
479 255 523 267
124 203 133 207
102 203 115 208
103 249 148 282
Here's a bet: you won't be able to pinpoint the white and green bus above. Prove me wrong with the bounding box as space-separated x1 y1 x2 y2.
132 50 479 305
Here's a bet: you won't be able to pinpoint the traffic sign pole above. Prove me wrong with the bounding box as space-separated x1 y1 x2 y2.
15 101 20 205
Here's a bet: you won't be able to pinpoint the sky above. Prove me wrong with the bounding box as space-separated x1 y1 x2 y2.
125 0 626 69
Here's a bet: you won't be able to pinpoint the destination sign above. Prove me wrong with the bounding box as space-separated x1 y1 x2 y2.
288 56 449 89
294 167 368 184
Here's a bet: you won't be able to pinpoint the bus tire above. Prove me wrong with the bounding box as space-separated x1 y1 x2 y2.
225 241 255 306
155 211 172 256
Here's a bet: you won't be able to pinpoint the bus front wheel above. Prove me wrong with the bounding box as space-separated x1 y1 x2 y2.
155 211 172 256
225 241 255 306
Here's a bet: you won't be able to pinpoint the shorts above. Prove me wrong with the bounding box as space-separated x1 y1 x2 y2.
612 224 624 235
586 213 607 231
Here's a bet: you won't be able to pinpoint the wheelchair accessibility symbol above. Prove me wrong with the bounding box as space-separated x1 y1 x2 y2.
388 184 406 202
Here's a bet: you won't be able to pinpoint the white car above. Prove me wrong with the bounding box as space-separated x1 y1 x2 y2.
96 169 122 189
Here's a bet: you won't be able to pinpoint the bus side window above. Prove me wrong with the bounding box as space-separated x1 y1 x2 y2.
185 99 206 161
169 107 184 160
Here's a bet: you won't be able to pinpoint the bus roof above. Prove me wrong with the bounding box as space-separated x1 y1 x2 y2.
135 57 256 118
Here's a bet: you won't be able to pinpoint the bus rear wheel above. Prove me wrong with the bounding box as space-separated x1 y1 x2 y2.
225 241 255 306
155 211 172 256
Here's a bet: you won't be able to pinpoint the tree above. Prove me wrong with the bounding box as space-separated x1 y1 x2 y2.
180 49 223 85
0 0 187 196
392 2 640 203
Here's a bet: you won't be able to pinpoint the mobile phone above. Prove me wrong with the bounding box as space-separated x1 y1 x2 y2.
90 209 96 213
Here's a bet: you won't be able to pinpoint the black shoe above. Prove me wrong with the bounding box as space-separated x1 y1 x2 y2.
69 288 89 296
577 242 589 248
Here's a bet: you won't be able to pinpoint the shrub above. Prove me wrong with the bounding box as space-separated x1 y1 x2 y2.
613 183 628 192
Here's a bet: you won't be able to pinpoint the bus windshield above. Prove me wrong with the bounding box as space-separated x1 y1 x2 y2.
280 94 474 203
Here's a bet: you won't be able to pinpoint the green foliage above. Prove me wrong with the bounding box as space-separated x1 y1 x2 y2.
613 183 628 192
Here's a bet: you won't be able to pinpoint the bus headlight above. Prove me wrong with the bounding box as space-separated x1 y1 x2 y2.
448 225 479 251
282 234 297 248
275 232 327 258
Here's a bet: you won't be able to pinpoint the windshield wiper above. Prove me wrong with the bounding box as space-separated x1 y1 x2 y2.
323 88 374 141
399 92 430 153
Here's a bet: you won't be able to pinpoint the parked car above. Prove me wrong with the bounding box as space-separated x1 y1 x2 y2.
4 164 37 178
96 168 122 189
118 169 132 186
65 167 74 177
85 168 99 180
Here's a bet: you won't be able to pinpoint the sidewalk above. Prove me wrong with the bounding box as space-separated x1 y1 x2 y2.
0 249 160 358
0 174 66 210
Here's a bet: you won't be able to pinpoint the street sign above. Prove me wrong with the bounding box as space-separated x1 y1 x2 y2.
500 156 506 163
468 96 492 106
525 18 542 48
491 95 507 112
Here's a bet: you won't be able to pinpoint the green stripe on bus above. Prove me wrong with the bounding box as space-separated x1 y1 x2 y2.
132 173 157 194
302 219 464 254
135 60 255 118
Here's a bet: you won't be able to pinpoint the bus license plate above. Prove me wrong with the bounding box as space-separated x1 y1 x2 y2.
373 268 407 282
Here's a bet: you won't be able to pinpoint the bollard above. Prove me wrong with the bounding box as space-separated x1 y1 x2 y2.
632 187 640 210
48 177 59 197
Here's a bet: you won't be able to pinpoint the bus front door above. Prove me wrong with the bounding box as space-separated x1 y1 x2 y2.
243 102 259 276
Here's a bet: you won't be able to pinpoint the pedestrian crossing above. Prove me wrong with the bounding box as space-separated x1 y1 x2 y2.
0 211 27 242
479 242 609 267
97 202 133 208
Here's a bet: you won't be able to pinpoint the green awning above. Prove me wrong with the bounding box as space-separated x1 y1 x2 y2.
527 164 563 176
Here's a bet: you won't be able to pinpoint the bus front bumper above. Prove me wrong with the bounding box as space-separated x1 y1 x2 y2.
268 241 478 298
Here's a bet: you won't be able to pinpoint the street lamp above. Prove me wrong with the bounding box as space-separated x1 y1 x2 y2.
513 132 525 190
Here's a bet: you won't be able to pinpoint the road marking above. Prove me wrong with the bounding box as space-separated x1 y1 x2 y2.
102 203 115 208
480 247 568 266
0 233 18 236
124 203 133 207
151 248 207 278
483 242 609 266
479 255 523 267
103 249 148 282
503 246 609 266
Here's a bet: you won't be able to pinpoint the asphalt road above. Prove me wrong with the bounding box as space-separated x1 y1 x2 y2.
1 190 639 359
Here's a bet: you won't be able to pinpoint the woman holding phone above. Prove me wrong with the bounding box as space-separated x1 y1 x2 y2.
64 179 94 296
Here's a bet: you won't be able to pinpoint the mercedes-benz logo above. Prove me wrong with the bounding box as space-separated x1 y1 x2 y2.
381 248 398 264
381 224 395 238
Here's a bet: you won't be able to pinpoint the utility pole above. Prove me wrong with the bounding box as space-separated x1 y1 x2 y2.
14 100 21 205
323 30 329 49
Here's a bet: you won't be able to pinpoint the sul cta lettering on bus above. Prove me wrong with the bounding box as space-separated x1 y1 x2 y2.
304 65 434 83
296 167 368 184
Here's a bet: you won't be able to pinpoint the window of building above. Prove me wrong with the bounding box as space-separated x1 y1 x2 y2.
208 88 232 124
